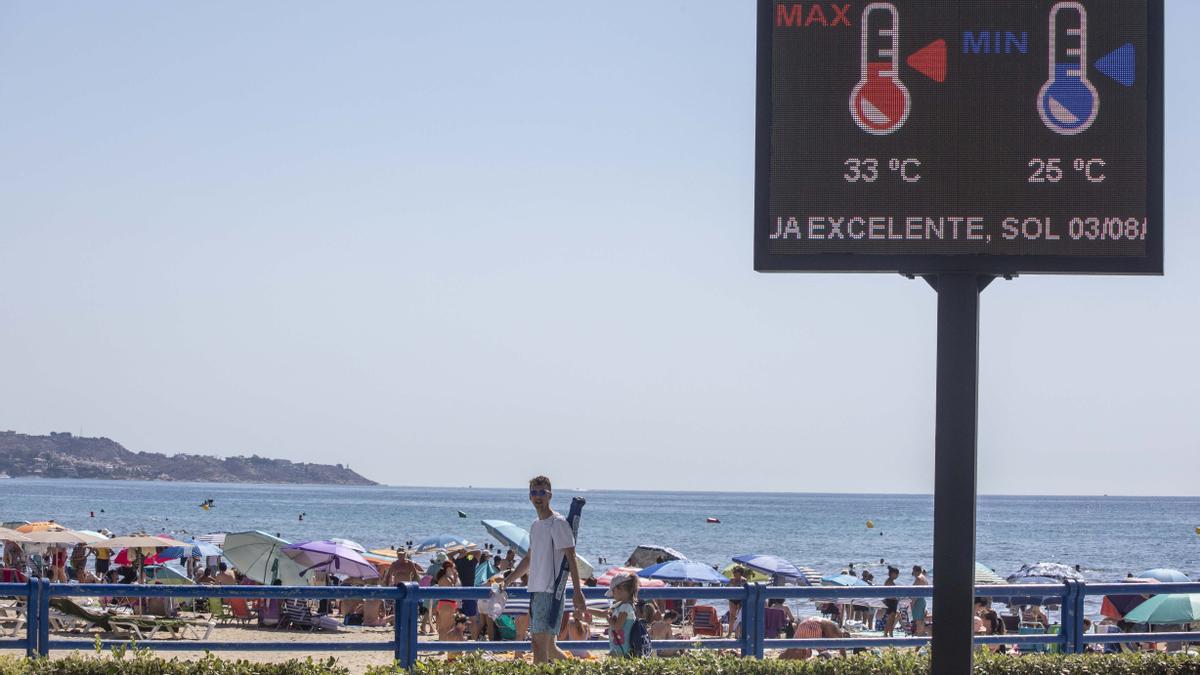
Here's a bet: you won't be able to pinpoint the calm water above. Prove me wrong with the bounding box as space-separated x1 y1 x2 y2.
1 478 1196 586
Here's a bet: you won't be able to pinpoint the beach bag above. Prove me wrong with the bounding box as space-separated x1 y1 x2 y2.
495 614 517 640
625 617 653 658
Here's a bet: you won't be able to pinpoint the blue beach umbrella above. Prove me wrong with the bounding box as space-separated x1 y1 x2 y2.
822 574 870 587
638 560 728 584
415 534 473 552
1135 568 1190 583
481 520 530 555
732 554 810 585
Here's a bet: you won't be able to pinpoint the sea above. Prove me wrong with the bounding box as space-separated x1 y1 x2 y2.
2 479 1197 614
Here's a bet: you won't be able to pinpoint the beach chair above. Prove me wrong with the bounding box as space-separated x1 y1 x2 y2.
280 600 337 632
689 605 723 637
1018 622 1047 653
228 598 257 626
208 597 232 625
764 607 787 639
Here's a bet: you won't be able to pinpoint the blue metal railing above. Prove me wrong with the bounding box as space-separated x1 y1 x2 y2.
0 580 38 657
2 579 1197 667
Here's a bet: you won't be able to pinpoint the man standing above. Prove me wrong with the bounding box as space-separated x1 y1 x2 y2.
384 549 423 586
503 475 586 663
911 565 930 636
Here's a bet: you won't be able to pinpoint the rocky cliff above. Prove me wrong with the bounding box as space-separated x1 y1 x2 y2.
0 431 377 485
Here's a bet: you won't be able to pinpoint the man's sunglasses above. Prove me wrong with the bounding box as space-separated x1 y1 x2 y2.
529 489 551 497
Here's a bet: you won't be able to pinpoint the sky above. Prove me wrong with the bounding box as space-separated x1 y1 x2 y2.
0 2 1195 496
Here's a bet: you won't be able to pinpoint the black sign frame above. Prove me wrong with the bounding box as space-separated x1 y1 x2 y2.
753 0 1164 276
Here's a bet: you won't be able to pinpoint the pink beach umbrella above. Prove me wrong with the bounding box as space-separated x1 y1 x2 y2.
597 566 666 588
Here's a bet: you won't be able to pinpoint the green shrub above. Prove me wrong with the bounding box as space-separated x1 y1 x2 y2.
360 651 1200 675
0 650 350 674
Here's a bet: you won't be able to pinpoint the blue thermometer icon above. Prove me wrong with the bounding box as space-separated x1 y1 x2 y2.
1038 1 1099 135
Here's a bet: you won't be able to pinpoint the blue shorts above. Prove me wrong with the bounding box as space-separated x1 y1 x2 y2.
912 598 927 621
529 592 563 635
461 599 478 617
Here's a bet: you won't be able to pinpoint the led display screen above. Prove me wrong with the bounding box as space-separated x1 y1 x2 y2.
754 0 1163 274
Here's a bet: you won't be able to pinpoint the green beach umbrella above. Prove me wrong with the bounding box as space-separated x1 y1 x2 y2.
1122 593 1200 625
222 531 306 586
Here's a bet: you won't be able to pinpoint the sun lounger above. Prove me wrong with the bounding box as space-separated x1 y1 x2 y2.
0 605 25 637
49 598 214 641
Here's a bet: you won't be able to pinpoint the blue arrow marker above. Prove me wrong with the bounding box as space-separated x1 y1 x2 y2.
1095 43 1135 87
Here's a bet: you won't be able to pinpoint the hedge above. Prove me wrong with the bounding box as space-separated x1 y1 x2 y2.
363 651 1200 675
0 651 350 674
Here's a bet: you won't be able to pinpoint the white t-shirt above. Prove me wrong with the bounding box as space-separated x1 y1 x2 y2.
526 512 576 594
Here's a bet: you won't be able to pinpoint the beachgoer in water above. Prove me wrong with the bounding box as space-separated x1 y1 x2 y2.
860 568 874 584
882 566 900 636
502 475 586 664
911 565 929 636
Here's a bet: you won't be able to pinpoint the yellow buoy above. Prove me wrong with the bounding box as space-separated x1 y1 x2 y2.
866 520 875 529
1195 526 1199 535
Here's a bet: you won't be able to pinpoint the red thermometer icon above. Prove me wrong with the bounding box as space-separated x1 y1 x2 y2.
850 2 911 135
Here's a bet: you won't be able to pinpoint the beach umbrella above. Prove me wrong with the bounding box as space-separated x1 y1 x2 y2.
478 521 594 578
722 562 769 583
638 560 728 584
481 520 530 554
1122 593 1200 625
143 538 221 565
21 529 98 545
597 566 666 588
194 533 226 547
822 574 870 587
732 554 811 585
625 545 688 569
1099 576 1161 619
1134 568 1190 583
16 521 63 533
95 534 189 550
415 534 473 552
221 531 306 586
975 562 1007 585
283 540 380 579
1006 562 1084 583
367 548 400 559
329 538 366 553
0 528 30 543
144 564 195 585
998 576 1064 606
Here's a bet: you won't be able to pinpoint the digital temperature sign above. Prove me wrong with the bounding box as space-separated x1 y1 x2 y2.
754 0 1163 274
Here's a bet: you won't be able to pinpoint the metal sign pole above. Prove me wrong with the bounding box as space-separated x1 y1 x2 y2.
926 272 991 674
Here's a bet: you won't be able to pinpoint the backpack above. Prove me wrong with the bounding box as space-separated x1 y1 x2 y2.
625 616 653 658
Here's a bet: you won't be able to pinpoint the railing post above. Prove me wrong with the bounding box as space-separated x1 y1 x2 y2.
752 583 767 659
396 582 420 670
1070 580 1087 653
24 578 38 658
37 578 50 657
398 581 412 662
1060 580 1080 654
739 584 756 657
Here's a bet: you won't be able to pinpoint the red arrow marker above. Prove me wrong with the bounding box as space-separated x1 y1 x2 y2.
907 39 947 83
